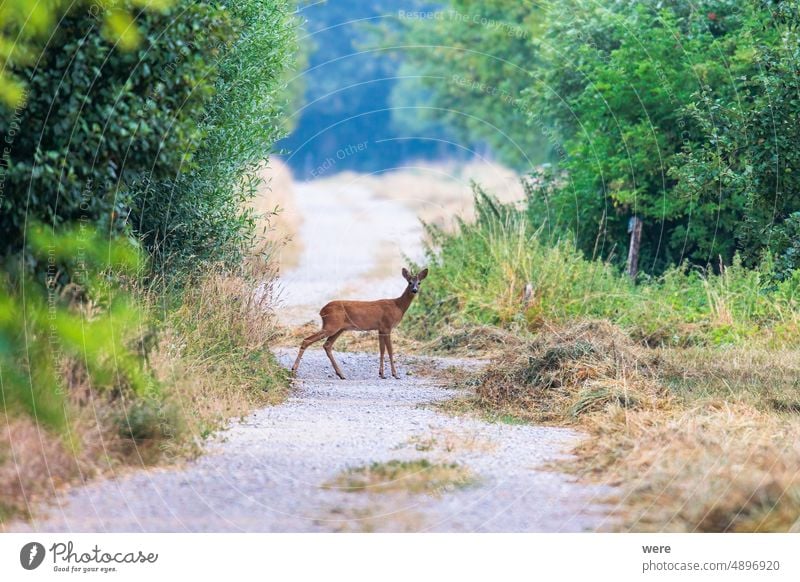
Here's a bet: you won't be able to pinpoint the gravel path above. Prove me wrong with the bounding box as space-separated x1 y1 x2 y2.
10 177 613 532
277 180 425 325
14 350 611 532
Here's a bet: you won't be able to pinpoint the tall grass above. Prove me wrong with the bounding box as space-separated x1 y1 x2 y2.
409 188 800 347
0 237 288 524
426 186 800 532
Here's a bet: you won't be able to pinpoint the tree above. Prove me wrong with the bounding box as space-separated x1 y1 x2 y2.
389 0 550 168
673 0 800 271
396 0 800 275
0 0 297 272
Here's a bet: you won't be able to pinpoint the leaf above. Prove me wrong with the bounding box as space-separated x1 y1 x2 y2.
103 9 141 51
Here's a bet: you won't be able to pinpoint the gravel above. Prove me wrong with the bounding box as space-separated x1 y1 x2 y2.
9 178 614 533
11 349 613 533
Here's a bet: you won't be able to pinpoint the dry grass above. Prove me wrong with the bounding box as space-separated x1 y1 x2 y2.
473 320 666 424
158 260 290 444
445 320 800 532
427 323 526 357
657 346 800 408
324 459 476 495
1 417 96 522
574 404 800 532
311 160 523 232
0 384 155 523
0 261 289 526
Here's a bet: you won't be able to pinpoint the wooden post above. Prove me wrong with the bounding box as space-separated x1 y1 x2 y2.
522 282 533 307
627 215 643 280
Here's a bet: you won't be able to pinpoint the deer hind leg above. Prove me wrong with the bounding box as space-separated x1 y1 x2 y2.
378 333 387 379
385 333 400 379
292 329 329 375
323 330 346 380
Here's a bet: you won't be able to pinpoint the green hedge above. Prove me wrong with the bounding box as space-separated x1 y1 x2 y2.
0 0 297 273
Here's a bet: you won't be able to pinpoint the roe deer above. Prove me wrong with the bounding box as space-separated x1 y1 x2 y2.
291 268 428 379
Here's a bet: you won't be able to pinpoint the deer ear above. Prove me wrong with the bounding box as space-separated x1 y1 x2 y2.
418 268 428 281
402 268 411 281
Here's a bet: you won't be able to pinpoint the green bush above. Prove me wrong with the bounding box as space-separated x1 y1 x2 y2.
394 0 800 275
137 0 297 270
1 0 296 272
0 2 228 261
408 187 800 346
0 0 165 106
0 224 155 431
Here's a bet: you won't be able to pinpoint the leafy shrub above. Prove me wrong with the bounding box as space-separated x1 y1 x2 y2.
0 2 229 261
409 186 800 346
0 1 166 106
138 0 297 270
0 0 296 431
673 1 800 268
395 0 800 275
0 224 155 431
1 0 296 272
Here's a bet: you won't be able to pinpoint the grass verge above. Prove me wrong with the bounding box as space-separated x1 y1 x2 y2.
439 321 800 532
324 459 476 496
0 261 289 525
412 187 800 532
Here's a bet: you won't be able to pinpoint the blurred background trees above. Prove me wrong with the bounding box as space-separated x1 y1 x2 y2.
284 0 800 275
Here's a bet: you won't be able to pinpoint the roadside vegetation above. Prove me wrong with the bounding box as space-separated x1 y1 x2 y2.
0 0 296 523
400 0 800 532
410 187 800 532
411 192 800 348
326 459 476 496
395 0 800 277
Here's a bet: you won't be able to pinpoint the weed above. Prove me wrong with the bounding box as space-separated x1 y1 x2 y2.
408 189 800 348
325 459 477 496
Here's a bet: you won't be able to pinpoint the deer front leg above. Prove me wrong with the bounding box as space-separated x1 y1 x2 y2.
378 333 387 379
323 330 346 379
385 333 400 379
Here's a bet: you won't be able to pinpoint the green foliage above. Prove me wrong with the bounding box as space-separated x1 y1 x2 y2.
0 224 155 431
519 0 778 271
396 0 800 275
1 0 297 272
408 187 800 346
142 0 298 269
673 1 800 269
389 0 549 167
1 1 228 261
0 0 296 442
0 0 171 106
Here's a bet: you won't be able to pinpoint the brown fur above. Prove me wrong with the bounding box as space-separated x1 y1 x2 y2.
292 268 428 379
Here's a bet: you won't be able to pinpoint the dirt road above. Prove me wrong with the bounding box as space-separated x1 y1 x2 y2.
11 178 612 532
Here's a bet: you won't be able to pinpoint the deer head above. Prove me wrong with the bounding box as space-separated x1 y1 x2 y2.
401 267 428 294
